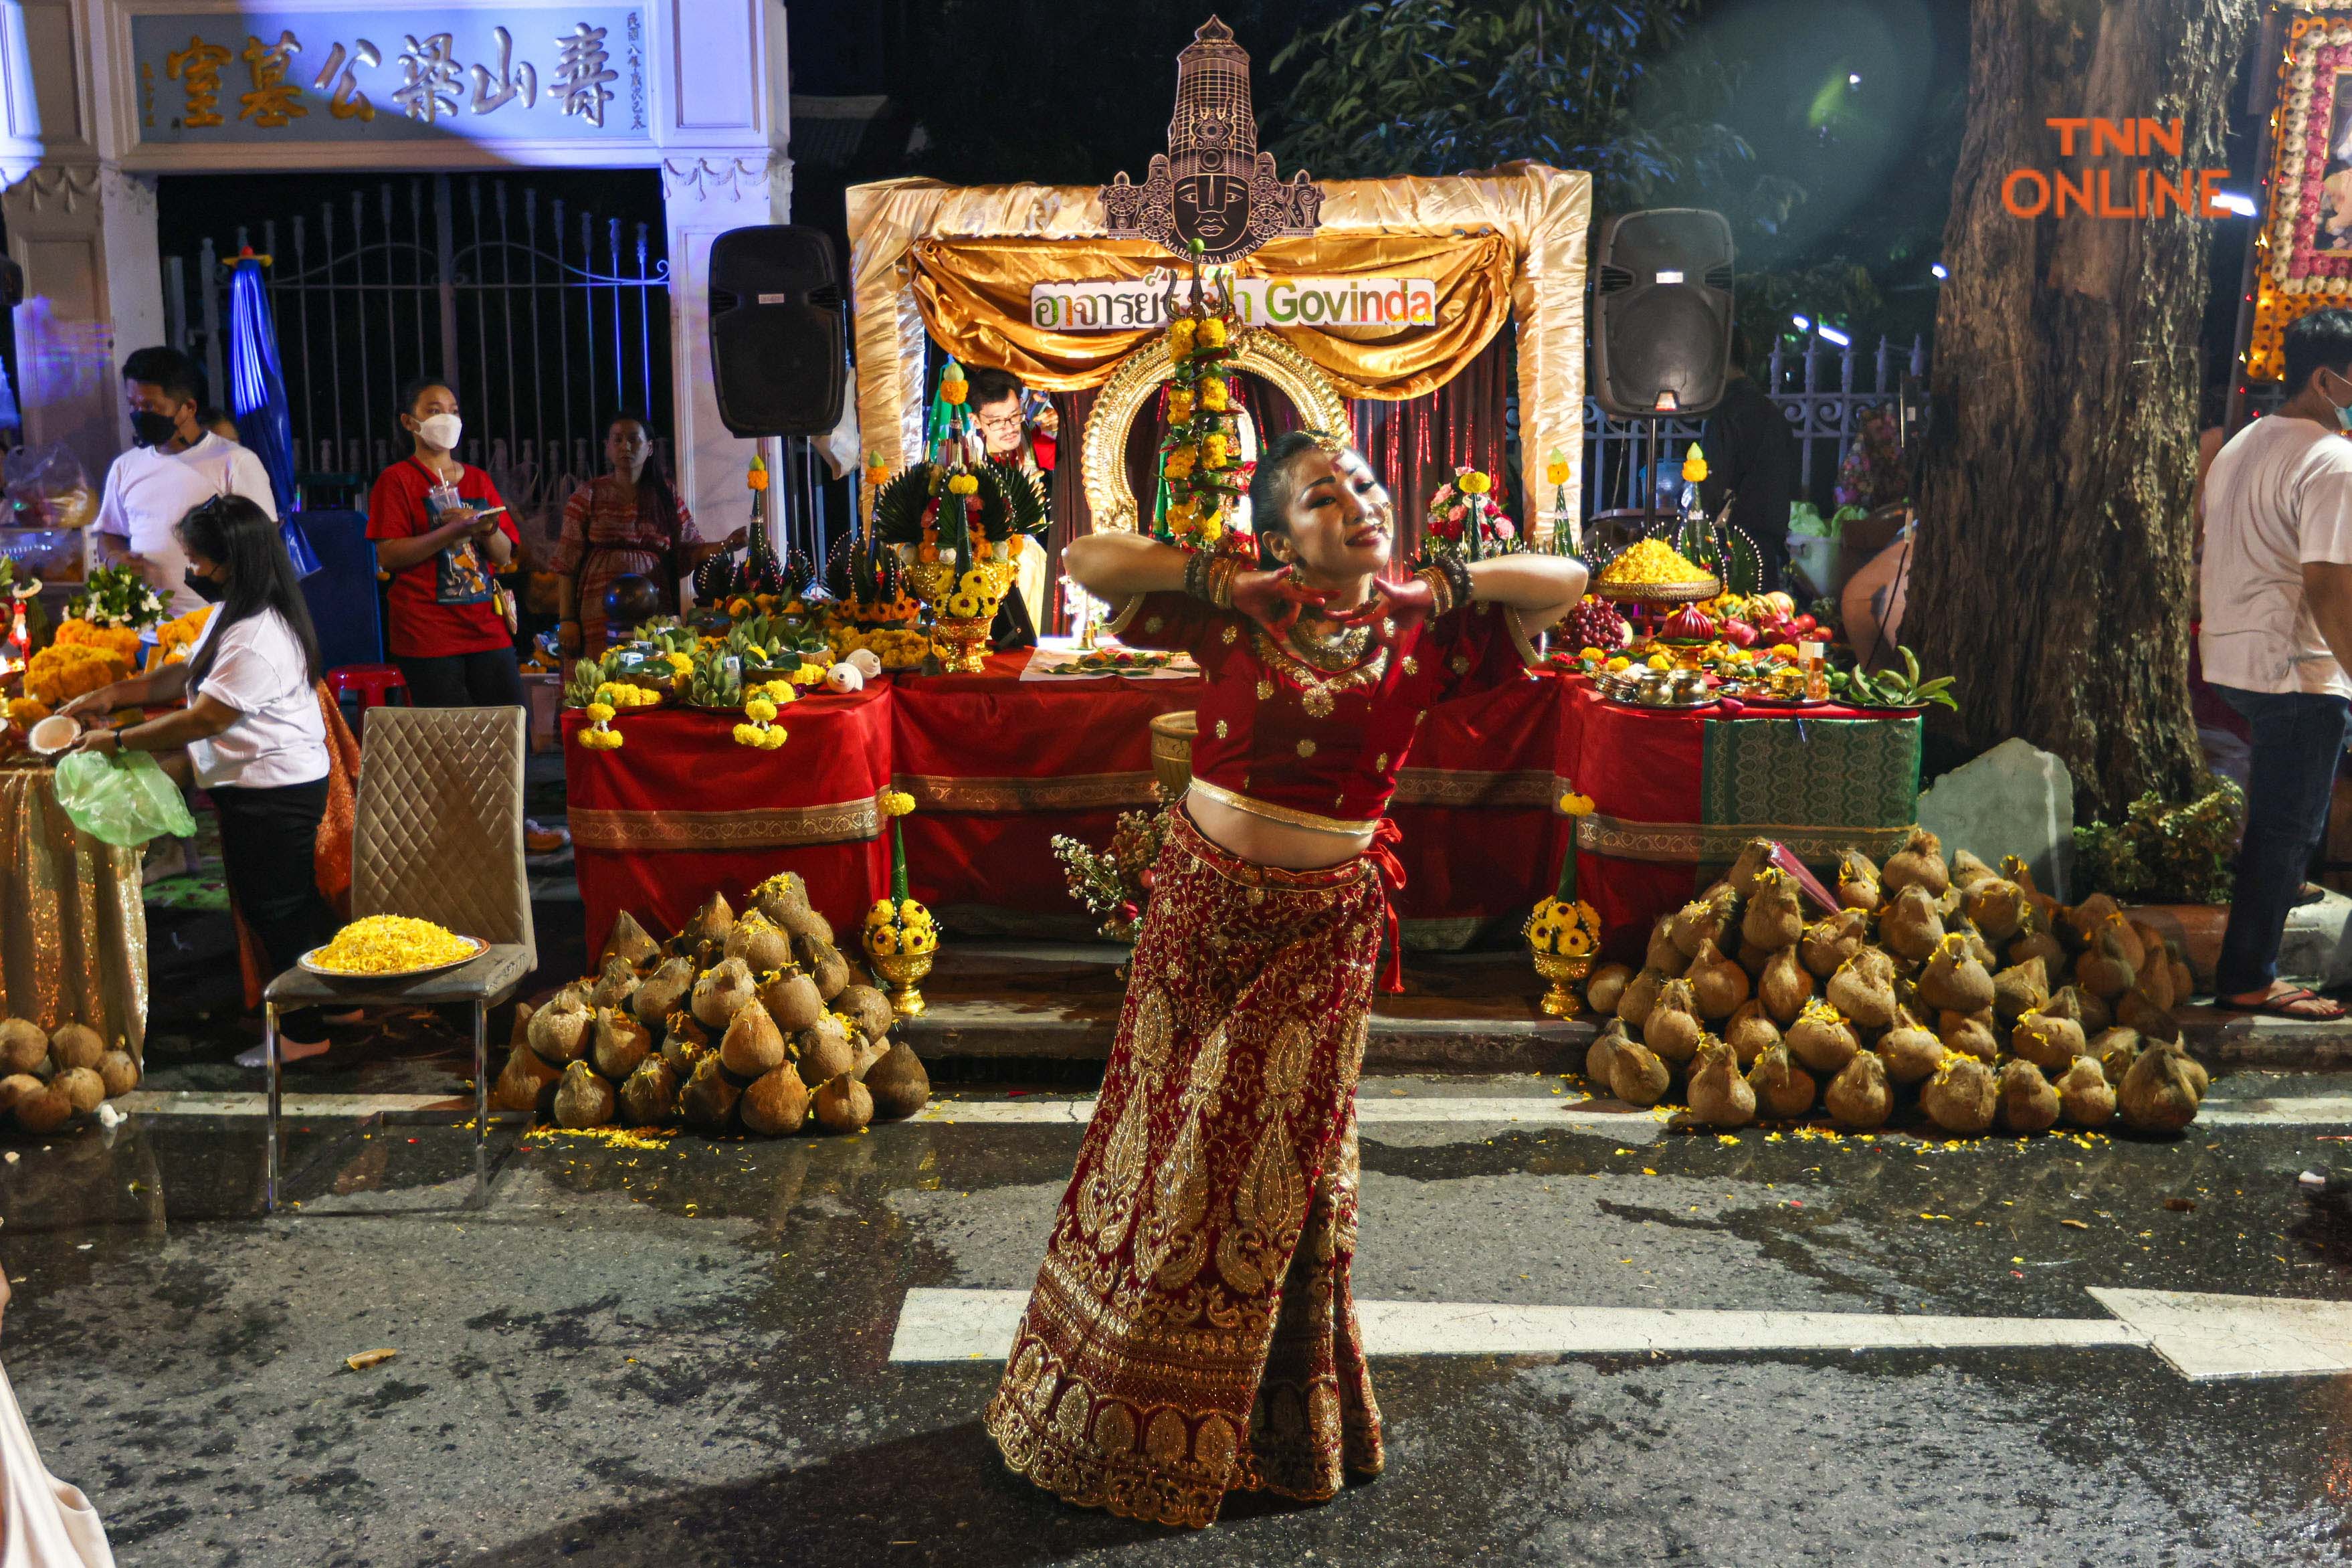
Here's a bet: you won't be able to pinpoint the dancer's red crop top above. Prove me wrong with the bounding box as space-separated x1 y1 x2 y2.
1108 591 1541 831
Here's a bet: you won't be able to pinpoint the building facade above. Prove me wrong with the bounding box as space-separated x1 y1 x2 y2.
0 0 793 532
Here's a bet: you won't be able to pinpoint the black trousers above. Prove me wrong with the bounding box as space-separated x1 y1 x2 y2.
211 779 338 983
396 646 526 709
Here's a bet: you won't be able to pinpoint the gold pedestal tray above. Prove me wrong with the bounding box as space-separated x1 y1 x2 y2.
868 950 933 1017
1592 576 1720 607
1531 951 1593 1018
929 615 991 674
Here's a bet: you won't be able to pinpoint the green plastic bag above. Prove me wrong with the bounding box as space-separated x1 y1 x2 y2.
52 750 197 847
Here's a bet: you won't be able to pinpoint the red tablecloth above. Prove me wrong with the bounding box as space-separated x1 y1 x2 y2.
562 658 1917 959
564 692 893 960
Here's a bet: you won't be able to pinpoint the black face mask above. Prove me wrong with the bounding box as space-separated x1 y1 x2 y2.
183 567 226 603
130 410 180 448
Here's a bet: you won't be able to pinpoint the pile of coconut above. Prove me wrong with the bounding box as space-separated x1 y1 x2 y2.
0 1019 140 1134
1581 832 2210 1135
492 873 930 1137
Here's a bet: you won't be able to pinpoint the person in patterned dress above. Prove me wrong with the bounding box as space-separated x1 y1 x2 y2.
985 431 1586 1526
554 413 745 654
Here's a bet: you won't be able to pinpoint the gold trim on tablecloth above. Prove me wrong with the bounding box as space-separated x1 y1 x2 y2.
570 797 880 852
0 767 147 1060
898 772 1163 814
1389 768 1556 809
1575 811 1919 864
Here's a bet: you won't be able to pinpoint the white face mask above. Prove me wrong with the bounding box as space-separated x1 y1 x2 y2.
415 412 462 451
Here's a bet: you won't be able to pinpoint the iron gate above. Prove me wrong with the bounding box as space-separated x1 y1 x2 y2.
163 171 670 547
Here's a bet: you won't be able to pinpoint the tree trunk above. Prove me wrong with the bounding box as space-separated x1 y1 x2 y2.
1910 0 2254 823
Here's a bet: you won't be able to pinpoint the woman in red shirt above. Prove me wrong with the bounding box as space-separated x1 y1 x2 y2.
367 379 525 708
985 433 1585 1527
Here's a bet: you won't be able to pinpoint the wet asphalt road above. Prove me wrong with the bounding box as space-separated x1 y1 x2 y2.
4 1072 2351 1567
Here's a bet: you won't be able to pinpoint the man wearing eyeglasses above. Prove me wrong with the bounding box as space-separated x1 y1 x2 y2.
968 368 1056 646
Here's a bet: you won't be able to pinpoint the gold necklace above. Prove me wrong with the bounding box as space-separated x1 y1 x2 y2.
1255 629 1389 718
1284 616 1375 673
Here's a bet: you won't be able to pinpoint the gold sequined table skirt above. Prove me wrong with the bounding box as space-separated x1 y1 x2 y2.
0 765 146 1060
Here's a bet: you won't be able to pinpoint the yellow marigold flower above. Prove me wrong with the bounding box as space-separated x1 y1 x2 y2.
1167 318 1198 352
728 597 753 617
882 790 917 817
1545 460 1571 486
789 664 826 686
1579 647 1604 662
1458 470 1491 495
732 723 759 745
899 898 925 922
1646 654 1670 670
1604 655 1631 672
958 569 991 595
1167 391 1194 421
745 699 778 723
947 473 979 496
761 727 787 749
585 702 615 724
1199 316 1228 347
1199 377 1228 411
1559 792 1596 817
665 652 692 674
868 926 901 955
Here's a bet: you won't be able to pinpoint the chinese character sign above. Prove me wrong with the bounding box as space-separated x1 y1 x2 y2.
131 8 648 144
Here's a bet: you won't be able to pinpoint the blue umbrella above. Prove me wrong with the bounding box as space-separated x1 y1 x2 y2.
226 250 320 577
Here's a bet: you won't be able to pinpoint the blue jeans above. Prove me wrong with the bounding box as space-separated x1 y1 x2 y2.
2214 685 2352 995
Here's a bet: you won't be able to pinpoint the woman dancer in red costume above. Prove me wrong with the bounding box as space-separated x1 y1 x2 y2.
986 432 1586 1526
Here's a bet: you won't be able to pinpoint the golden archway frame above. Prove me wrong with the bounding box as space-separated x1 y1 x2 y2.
1080 326 1351 533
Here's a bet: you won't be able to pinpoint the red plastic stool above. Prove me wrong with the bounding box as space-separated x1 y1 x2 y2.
326 664 409 729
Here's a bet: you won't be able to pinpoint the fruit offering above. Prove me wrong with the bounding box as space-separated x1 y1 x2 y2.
1560 597 1631 652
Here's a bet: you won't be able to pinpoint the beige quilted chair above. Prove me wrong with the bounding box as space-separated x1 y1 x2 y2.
262 706 536 1211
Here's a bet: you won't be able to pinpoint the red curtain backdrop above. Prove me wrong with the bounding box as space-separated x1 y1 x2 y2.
1354 325 1517 572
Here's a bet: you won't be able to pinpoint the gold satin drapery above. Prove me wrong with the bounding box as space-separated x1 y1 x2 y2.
907 231 1515 400
846 163 1592 540
0 767 148 1060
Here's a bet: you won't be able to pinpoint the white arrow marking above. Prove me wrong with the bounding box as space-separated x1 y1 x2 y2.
888 1286 2352 1381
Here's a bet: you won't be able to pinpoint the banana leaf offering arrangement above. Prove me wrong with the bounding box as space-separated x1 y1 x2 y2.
491 878 931 1139
1581 834 2207 1137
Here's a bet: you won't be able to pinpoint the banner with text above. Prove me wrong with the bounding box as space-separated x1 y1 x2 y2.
130 7 648 144
1030 274 1438 333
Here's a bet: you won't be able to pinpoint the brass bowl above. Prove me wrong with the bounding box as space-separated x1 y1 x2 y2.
1593 577 1721 606
1148 709 1195 800
904 559 957 605
930 614 992 674
867 949 934 1018
1531 950 1594 1018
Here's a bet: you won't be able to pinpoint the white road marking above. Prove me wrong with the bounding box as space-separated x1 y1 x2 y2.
888 1286 2352 1381
108 1089 2351 1132
116 1090 462 1119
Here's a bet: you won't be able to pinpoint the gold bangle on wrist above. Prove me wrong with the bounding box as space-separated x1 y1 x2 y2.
1414 565 1456 617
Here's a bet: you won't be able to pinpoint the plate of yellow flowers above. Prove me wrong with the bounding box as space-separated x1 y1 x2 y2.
300 915 488 978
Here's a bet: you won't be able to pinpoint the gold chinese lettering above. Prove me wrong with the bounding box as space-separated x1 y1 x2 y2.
310 41 379 122
237 31 306 129
165 36 232 129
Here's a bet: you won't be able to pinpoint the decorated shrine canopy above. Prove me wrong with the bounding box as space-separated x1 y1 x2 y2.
844 162 1593 530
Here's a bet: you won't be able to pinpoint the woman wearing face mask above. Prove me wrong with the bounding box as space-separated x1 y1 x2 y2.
367 379 524 708
985 433 1585 1527
62 496 340 1061
552 413 747 655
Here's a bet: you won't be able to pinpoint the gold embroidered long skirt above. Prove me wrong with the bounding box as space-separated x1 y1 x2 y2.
984 809 1385 1527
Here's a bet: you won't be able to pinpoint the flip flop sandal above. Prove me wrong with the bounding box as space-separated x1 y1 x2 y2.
2296 883 2330 907
2216 986 2347 1021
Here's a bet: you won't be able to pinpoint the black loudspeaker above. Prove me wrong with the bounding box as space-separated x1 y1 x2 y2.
1589 209 1735 417
708 225 848 437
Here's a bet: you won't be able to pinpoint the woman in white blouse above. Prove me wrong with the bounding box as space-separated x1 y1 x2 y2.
64 495 337 1060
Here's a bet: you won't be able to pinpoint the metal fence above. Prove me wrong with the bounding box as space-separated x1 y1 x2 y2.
1581 332 1929 518
163 173 671 553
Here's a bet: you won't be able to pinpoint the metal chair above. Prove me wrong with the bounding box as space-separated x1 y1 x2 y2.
262 706 538 1212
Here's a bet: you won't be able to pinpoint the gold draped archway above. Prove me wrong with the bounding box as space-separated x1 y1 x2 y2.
1078 328 1349 533
845 163 1593 543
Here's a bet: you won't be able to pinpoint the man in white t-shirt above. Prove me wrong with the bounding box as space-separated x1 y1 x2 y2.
2198 309 2352 1019
93 346 278 617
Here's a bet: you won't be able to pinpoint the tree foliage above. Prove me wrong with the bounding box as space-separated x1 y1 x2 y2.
1268 0 1799 232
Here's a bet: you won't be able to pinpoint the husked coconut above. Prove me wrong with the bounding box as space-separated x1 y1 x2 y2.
1801 910 1871 979
662 1014 711 1077
1584 1019 1630 1090
1836 848 1882 912
1670 886 1737 959
1920 1054 1997 1135
1615 967 1667 1029
13 1082 72 1133
1758 945 1813 1025
631 957 696 1026
96 1048 140 1099
1684 939 1749 1021
1880 827 1949 897
1723 839 1777 898
527 987 594 1064
1990 957 2050 1027
777 900 836 947
2054 1056 2117 1128
0 1073 36 1116
1948 848 1999 890
797 1017 856 1083
619 1058 682 1126
795 935 852 1001
690 957 759 1030
834 983 896 1043
1607 1040 1671 1108
812 1072 874 1133
552 1060 615 1129
753 870 813 929
724 910 794 975
683 891 736 946
1876 1009 1944 1087
1824 1051 1891 1131
1917 935 1995 1014
2119 1044 2200 1131
719 1000 789 1078
0 1019 47 1075
759 968 826 1032
591 1008 652 1082
1879 884 1946 963
1585 963 1634 1017
741 1062 811 1135
1645 917 1690 979
491 1044 562 1112
864 1038 930 1119
1825 949 1898 1030
680 1054 742 1130
1741 868 1805 952
1939 1007 1999 1063
587 954 640 1012
1686 1039 1755 1128
601 909 660 968
1995 1060 2061 1133
48 1022 103 1072
1641 979 1704 1066
1747 1044 1817 1120
1723 1000 1781 1067
1785 1001 1860 1076
52 1066 104 1114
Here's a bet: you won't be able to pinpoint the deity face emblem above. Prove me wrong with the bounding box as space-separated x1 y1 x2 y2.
1173 173 1250 254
